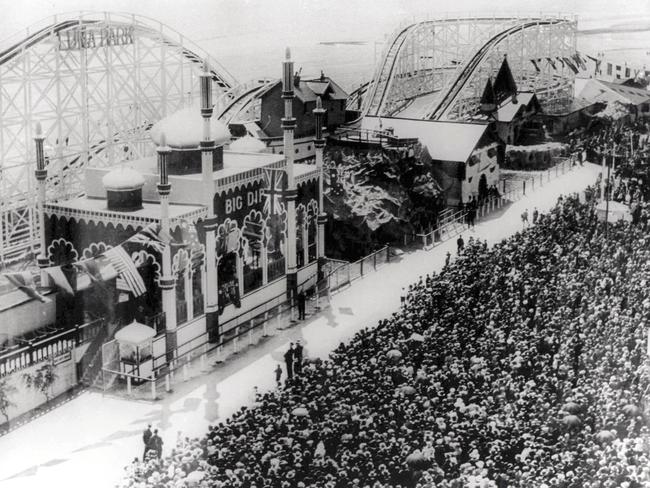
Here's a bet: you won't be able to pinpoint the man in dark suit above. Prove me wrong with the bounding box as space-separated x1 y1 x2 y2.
142 424 153 460
284 343 294 380
151 429 163 459
297 289 306 320
294 340 304 375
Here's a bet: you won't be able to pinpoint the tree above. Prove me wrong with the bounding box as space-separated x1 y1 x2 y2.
23 361 58 404
0 378 17 424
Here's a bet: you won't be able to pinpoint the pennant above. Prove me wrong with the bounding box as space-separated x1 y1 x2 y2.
104 246 146 297
4 271 50 303
45 266 74 295
530 59 540 73
546 58 557 70
563 58 579 74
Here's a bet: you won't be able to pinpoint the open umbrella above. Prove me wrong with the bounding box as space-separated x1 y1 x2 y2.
408 333 425 342
622 404 640 416
595 430 616 443
186 471 205 484
406 451 430 470
292 407 309 417
562 402 581 414
399 385 416 396
387 349 403 361
562 414 581 427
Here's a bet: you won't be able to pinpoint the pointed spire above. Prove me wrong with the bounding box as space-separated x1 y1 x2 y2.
480 78 497 114
285 47 291 61
316 96 322 110
493 56 518 105
35 121 43 138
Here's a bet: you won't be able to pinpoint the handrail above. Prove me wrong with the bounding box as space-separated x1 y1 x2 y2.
146 272 321 376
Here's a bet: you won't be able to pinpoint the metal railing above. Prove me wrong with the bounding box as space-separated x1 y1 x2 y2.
411 157 575 248
0 318 104 377
104 273 329 400
324 246 391 293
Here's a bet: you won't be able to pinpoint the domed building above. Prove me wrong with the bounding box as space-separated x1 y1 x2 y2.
36 54 322 389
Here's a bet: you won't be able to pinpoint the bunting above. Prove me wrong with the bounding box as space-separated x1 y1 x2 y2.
4 271 50 303
546 57 557 70
530 59 540 73
45 266 74 295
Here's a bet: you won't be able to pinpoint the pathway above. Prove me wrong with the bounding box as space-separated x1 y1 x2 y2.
0 163 600 488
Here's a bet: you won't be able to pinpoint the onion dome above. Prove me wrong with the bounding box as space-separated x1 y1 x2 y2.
102 166 145 212
229 135 266 153
102 166 145 190
149 107 231 148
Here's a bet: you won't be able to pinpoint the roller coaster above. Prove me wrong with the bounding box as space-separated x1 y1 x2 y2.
0 12 579 267
355 14 578 121
0 12 239 266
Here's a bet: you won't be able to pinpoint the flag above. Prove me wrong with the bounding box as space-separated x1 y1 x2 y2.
74 256 117 291
546 58 557 70
530 59 540 73
263 169 286 216
563 58 579 74
4 271 50 303
128 224 173 253
104 246 146 297
45 266 74 295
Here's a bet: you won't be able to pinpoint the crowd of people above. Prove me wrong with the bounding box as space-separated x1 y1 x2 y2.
119 186 650 488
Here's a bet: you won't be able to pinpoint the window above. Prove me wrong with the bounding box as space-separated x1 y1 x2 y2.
307 145 311 151
295 148 299 154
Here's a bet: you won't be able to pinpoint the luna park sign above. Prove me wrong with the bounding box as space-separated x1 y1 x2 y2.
57 26 135 51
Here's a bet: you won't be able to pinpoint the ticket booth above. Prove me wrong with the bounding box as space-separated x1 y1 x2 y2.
115 320 156 383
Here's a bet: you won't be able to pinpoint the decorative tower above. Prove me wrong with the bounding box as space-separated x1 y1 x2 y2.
313 96 327 280
282 48 298 306
156 133 177 360
200 62 220 343
34 122 49 285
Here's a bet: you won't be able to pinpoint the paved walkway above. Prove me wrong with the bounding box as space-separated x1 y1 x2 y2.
0 163 600 488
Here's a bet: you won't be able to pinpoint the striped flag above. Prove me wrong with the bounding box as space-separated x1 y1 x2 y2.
4 271 50 303
104 246 146 297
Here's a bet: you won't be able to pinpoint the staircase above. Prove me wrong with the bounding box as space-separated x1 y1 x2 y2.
78 319 122 389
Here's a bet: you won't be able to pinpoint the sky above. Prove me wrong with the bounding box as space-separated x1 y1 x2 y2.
0 0 649 86
2 0 650 45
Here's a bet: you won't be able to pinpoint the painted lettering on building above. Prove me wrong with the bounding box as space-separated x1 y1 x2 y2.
223 188 265 216
57 26 135 51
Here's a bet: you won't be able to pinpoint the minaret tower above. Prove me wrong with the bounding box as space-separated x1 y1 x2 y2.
313 97 327 279
156 133 177 359
200 62 220 342
34 123 49 285
282 48 298 304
